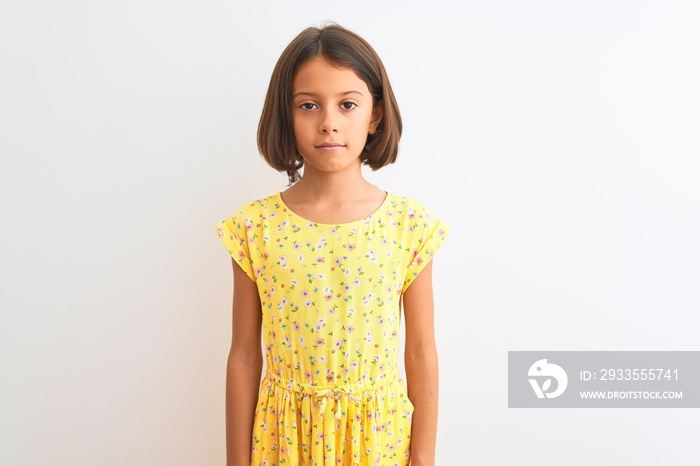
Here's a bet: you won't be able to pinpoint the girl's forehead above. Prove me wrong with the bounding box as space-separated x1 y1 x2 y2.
292 57 368 95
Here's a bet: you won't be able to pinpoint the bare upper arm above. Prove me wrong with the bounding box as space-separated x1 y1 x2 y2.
230 258 262 358
403 259 436 356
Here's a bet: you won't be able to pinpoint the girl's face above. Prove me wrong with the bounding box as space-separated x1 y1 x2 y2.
291 57 382 176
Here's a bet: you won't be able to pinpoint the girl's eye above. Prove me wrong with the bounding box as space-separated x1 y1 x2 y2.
300 103 317 110
341 102 357 110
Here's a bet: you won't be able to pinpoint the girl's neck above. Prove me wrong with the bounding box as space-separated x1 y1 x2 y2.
280 170 387 225
288 166 380 203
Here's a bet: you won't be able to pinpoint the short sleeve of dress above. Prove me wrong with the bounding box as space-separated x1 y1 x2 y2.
213 212 256 283
402 205 451 294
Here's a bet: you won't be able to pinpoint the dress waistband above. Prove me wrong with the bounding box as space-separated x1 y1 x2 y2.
264 371 401 398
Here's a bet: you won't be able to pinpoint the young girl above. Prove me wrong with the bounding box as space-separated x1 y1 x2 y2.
214 23 451 466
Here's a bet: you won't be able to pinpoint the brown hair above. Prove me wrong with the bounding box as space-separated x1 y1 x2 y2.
257 23 403 186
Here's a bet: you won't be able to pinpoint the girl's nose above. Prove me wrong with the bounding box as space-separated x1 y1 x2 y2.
319 109 339 133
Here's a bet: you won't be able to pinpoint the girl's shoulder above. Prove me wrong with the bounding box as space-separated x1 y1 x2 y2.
223 192 281 220
386 192 445 222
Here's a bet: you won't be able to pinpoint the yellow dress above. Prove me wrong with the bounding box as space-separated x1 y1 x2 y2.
214 191 450 466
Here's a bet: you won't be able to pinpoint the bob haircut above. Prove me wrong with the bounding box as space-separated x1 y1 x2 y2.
258 23 403 186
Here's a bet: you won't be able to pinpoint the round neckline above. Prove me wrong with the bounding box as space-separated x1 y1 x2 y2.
277 190 391 227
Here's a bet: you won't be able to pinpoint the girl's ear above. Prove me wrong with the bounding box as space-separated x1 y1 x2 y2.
368 101 383 135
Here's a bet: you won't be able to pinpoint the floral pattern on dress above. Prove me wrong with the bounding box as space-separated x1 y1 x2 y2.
214 191 450 466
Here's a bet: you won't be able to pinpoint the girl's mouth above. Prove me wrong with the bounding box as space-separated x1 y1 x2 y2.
315 143 345 150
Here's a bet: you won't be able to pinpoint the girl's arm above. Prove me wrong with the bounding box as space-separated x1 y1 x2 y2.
226 259 263 466
403 259 439 466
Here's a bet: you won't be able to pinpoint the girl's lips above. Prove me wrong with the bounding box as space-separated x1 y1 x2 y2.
315 144 345 150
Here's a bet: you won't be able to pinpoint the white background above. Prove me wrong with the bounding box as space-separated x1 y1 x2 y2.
1 1 699 465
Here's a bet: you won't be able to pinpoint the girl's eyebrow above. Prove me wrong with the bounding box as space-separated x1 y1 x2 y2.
293 90 365 99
